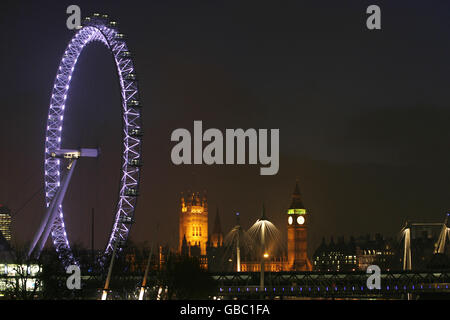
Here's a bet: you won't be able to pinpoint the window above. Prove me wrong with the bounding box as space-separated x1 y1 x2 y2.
192 226 201 237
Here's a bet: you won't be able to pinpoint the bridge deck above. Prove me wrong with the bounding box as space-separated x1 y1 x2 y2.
211 271 450 297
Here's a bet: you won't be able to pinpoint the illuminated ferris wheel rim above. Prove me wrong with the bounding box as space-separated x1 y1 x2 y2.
44 14 143 266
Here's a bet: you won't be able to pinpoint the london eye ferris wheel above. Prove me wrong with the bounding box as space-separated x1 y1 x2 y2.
28 13 143 268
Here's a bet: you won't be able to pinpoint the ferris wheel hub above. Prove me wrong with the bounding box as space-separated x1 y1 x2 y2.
50 148 100 159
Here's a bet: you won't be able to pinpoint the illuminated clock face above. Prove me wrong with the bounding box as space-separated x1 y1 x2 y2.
288 216 293 225
297 216 305 225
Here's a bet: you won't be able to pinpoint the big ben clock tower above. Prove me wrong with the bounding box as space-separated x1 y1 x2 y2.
287 181 312 271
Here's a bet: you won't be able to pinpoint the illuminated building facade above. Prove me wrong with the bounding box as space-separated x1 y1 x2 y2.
355 234 396 271
179 191 208 256
0 206 11 243
0 230 40 296
286 182 312 271
313 235 397 272
0 264 41 296
313 237 357 272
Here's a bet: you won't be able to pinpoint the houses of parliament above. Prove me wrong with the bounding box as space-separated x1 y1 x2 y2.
178 182 312 272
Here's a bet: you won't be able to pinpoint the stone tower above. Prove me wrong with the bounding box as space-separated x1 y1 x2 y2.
286 181 312 271
179 191 209 256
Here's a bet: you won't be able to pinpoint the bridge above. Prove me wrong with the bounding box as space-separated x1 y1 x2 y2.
211 271 450 299
209 216 450 299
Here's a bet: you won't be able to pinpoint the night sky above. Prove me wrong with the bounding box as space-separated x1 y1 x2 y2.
2 1 450 255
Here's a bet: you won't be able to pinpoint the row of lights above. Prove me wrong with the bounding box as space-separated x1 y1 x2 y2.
219 284 450 293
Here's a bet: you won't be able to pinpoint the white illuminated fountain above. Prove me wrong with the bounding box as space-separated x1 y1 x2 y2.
247 205 282 295
224 213 253 272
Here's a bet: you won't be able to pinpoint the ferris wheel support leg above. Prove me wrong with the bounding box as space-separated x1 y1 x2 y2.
37 159 78 257
102 238 120 300
29 159 78 259
28 184 60 258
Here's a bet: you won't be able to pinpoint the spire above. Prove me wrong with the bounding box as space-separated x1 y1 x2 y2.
236 212 241 226
186 190 193 206
194 192 200 206
290 180 305 209
261 203 268 221
293 179 301 196
202 191 208 209
313 237 328 257
210 207 223 247
181 234 189 256
329 236 335 249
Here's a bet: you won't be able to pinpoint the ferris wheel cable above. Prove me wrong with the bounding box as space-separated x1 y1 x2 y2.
12 186 44 218
7 169 42 209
